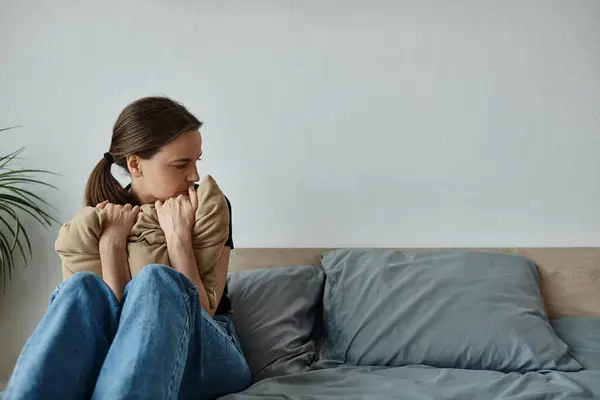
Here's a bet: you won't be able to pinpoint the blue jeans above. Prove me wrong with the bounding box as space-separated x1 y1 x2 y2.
4 264 252 400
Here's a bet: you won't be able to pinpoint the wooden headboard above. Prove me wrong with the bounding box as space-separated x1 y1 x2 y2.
230 247 600 318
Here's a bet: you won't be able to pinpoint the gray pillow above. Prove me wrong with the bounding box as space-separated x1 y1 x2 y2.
551 317 600 370
227 265 324 382
316 249 581 372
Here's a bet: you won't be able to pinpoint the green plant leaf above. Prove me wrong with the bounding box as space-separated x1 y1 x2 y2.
0 199 53 228
3 185 58 212
0 212 28 263
0 204 32 255
0 171 60 188
0 233 15 289
0 126 22 135
0 139 58 290
0 194 56 225
0 148 25 170
0 168 59 177
0 179 58 192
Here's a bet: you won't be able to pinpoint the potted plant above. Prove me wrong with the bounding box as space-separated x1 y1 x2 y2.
0 126 58 290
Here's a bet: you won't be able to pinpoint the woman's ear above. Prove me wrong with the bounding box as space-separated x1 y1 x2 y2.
127 155 143 178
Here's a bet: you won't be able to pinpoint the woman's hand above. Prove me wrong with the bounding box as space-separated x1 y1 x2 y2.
156 187 212 313
155 186 198 242
97 201 141 301
97 201 141 250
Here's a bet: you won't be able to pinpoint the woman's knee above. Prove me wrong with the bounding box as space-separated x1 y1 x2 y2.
63 271 105 291
123 264 197 314
53 271 116 306
136 264 174 281
131 264 193 291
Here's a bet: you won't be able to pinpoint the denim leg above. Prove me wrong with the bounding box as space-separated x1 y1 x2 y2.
4 272 120 400
91 264 251 400
179 309 252 399
92 264 198 400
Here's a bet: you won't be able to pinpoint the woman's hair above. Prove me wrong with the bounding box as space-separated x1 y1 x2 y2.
84 96 202 206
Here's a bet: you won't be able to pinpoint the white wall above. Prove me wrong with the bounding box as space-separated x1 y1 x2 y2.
1 0 599 381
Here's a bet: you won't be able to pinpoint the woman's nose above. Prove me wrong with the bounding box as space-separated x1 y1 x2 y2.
188 165 200 182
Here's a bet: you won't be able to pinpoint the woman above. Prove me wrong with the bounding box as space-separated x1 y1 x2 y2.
5 97 252 399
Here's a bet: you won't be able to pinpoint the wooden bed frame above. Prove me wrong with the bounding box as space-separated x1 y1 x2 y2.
230 247 600 318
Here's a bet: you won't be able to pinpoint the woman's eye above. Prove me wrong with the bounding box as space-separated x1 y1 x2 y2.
173 164 186 169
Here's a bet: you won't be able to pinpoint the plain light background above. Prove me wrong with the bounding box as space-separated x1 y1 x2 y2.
0 0 599 382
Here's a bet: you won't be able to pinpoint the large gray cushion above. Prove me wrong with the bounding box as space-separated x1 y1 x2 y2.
228 265 324 382
316 249 581 372
551 317 600 370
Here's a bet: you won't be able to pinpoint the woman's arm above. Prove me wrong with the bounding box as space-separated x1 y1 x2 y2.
97 202 139 301
155 187 230 316
99 242 131 301
167 242 230 316
166 235 212 315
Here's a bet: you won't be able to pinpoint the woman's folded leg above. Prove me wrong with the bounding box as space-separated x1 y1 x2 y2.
179 308 252 400
4 272 120 400
91 264 251 400
92 264 198 400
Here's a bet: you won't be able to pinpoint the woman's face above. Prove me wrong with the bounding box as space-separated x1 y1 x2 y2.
129 129 203 205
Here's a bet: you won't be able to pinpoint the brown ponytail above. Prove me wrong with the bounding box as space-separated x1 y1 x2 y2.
84 96 202 207
84 157 132 207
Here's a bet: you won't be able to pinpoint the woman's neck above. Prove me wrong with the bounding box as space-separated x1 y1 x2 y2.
129 183 154 206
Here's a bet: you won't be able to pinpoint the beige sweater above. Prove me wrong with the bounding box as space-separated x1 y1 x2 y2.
55 175 229 312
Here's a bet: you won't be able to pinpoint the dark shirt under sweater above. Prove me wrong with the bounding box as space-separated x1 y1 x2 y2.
215 195 233 315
